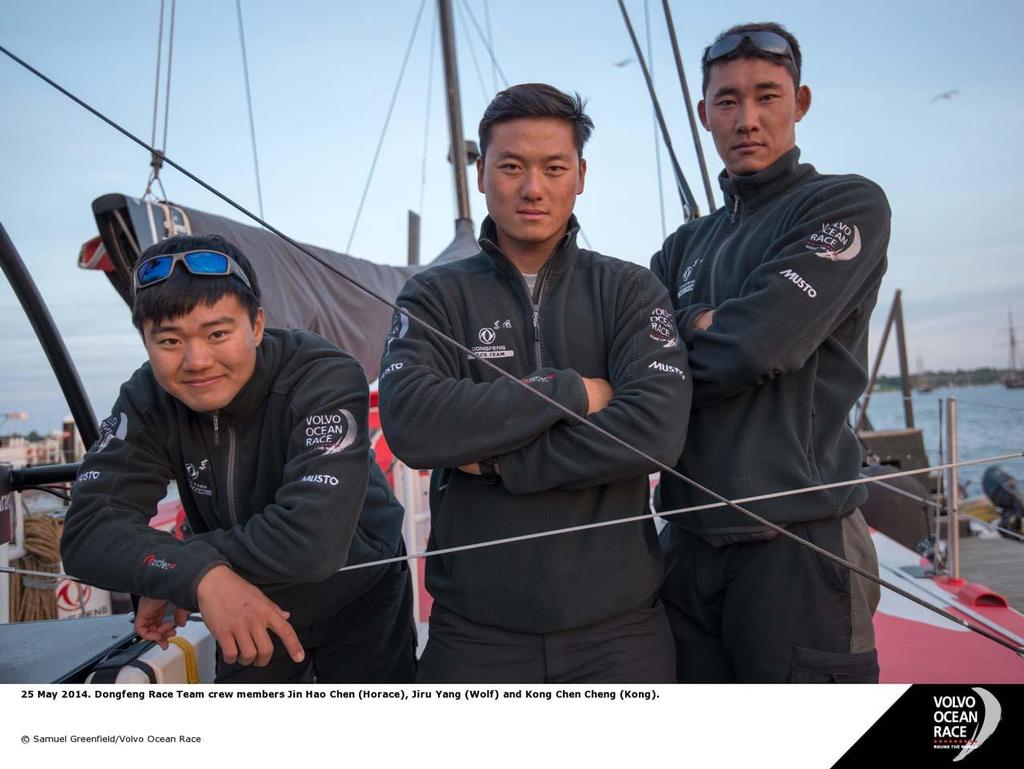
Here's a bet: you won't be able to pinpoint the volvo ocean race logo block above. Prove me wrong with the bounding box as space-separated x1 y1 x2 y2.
384 310 409 355
305 409 358 454
932 688 1002 761
649 307 678 347
805 221 862 261
95 411 129 453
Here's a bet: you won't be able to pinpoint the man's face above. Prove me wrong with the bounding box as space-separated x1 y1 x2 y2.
143 295 265 413
699 57 811 176
477 117 586 262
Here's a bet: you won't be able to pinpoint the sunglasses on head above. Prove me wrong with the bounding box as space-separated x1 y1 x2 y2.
705 31 795 67
132 250 253 294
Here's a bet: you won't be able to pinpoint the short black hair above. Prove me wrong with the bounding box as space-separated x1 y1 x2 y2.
131 233 262 333
701 22 802 96
478 83 594 162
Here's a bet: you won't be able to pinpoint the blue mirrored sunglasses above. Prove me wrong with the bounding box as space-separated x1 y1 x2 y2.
131 250 253 293
706 31 795 66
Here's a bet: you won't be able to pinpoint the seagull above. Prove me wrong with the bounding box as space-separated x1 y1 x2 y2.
929 89 960 104
613 57 634 67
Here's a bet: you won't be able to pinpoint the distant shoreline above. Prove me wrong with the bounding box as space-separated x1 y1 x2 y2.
875 368 1019 391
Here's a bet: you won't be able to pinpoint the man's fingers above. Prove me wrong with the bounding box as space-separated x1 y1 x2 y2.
174 607 190 627
235 632 259 666
217 632 239 665
252 628 276 668
269 614 305 664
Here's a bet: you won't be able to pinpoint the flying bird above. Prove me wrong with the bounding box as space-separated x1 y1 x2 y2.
929 89 960 104
613 57 634 67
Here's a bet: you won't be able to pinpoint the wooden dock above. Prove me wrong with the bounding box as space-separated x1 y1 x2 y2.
959 536 1024 611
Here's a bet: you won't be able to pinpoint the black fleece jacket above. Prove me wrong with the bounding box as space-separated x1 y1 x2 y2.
61 329 404 627
379 215 691 633
651 147 890 543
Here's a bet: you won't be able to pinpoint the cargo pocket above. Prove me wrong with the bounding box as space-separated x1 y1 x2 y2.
788 646 879 683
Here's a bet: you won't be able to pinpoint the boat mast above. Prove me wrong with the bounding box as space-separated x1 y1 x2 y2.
437 0 472 226
1010 309 1019 373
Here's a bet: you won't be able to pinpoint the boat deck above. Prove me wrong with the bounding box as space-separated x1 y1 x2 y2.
959 535 1024 611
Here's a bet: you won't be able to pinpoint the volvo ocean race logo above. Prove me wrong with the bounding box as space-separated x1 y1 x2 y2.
648 307 678 348
305 409 358 454
805 221 862 261
932 688 1002 761
95 411 128 453
384 310 409 355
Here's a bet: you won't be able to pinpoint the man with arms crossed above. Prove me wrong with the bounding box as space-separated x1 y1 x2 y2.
652 23 888 682
62 234 416 682
380 83 691 683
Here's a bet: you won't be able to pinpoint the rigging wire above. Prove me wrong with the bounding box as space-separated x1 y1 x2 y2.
659 0 716 213
144 0 172 201
458 0 509 88
345 0 428 254
418 4 438 216
616 0 699 220
4 44 1023 658
455 0 492 101
235 0 265 220
9 453 1024 598
148 0 165 157
482 0 498 93
644 0 667 241
161 0 176 156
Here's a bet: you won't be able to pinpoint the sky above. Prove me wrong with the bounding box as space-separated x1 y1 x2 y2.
1 0 1023 434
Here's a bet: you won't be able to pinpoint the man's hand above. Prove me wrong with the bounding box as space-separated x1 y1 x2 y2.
693 310 714 332
134 596 189 650
582 377 613 415
459 463 481 475
196 565 305 668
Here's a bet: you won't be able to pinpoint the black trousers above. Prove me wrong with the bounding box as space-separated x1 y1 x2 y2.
216 561 418 683
659 510 881 683
417 598 675 684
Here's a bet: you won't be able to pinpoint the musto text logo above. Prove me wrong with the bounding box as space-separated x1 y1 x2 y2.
932 688 1001 762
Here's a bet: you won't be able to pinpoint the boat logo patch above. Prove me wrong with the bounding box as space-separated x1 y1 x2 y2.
677 257 703 298
185 458 213 497
469 320 515 360
805 221 862 261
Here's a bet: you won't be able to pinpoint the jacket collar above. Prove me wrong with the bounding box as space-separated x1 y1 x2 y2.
477 214 582 280
719 146 813 213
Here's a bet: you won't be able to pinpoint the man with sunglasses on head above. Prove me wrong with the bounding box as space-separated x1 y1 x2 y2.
62 234 416 683
651 22 889 682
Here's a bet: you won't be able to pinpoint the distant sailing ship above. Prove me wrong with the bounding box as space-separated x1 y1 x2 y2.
1006 310 1024 389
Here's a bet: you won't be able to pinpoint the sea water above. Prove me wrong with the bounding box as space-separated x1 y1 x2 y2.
862 383 1024 491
